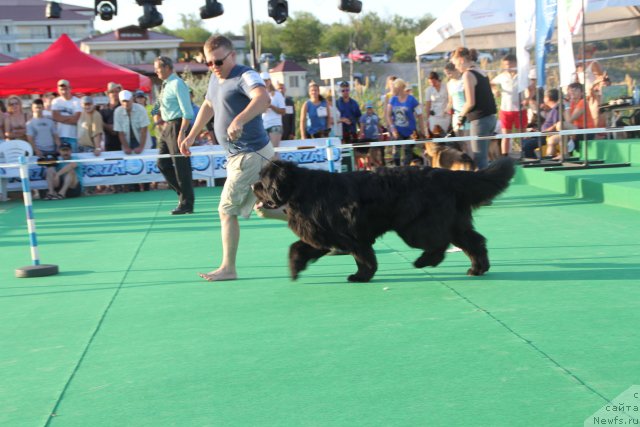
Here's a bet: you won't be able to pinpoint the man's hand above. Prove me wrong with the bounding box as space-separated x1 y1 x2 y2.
35 149 43 157
179 133 196 156
133 147 143 155
123 146 132 155
227 118 244 141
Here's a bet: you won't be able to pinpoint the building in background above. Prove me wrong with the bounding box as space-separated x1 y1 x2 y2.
0 0 93 59
79 26 182 66
0 52 17 66
268 60 308 98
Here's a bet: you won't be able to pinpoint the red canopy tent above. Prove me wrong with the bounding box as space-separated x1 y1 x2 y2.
0 34 151 96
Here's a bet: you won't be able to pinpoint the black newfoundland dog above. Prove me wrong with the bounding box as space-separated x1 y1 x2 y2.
253 158 515 282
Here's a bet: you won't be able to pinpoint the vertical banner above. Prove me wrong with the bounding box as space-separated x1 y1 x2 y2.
535 0 558 88
516 0 537 92
558 0 585 87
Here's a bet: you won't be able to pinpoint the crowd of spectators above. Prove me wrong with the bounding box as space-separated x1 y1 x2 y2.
0 45 610 201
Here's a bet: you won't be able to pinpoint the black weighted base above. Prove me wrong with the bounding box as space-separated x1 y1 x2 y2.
15 264 59 278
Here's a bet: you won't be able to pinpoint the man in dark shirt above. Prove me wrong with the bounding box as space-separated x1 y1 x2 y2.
336 81 362 144
100 82 122 151
277 81 296 140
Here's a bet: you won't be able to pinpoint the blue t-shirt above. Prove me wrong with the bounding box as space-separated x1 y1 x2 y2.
389 95 420 138
205 64 269 155
305 99 329 136
541 104 560 132
337 97 361 135
360 113 380 140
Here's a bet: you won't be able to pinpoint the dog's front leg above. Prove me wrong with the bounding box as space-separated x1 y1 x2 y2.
289 240 329 280
348 246 378 283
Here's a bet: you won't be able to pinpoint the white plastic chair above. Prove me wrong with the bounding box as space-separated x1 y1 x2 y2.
0 139 33 201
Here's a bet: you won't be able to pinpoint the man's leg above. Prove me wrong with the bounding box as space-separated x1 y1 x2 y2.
199 211 239 281
46 167 59 195
57 170 77 197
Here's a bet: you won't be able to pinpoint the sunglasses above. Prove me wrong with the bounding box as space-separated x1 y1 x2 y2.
206 51 232 67
341 89 350 92
9 101 19 106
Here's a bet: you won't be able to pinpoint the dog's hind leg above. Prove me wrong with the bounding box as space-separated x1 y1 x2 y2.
451 227 490 276
289 240 330 280
348 245 378 283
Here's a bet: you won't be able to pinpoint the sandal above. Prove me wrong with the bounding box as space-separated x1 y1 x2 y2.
44 193 57 200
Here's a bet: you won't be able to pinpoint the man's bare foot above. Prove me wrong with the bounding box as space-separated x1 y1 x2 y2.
198 268 237 282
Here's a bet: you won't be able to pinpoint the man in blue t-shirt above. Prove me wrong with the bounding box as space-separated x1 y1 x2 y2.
336 81 362 144
180 35 274 282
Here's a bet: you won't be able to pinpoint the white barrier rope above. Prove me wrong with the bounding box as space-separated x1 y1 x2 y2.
1 124 640 169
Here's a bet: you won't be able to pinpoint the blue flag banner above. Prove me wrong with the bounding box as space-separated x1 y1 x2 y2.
535 0 558 88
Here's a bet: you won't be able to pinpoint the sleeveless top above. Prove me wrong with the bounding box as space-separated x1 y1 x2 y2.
467 69 497 122
305 99 329 136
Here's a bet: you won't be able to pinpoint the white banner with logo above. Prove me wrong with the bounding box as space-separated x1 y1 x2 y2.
2 138 350 191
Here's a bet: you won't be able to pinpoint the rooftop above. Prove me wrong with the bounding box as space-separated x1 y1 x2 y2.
0 1 93 21
269 60 307 73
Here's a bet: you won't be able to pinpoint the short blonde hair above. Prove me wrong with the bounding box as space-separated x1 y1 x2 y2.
392 78 406 89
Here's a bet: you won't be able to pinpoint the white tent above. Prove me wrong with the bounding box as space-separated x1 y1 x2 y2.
414 0 640 55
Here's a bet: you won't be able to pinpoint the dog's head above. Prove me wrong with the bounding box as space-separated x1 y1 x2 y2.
252 160 297 209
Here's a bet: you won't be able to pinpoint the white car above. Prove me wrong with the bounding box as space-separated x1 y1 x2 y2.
476 51 494 62
371 53 390 63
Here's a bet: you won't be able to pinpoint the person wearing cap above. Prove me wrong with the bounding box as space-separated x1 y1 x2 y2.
260 71 286 149
113 90 150 156
51 79 82 152
134 90 156 149
77 96 103 156
154 56 195 215
179 35 273 282
336 81 362 144
276 81 296 140
44 142 82 200
100 82 122 152
358 101 383 169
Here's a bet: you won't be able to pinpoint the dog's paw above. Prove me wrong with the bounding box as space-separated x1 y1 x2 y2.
467 267 488 276
348 274 372 283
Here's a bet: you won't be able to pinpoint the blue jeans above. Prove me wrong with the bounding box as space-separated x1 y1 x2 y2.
470 115 497 170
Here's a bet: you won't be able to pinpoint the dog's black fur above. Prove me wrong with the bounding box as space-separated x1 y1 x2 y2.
253 158 515 282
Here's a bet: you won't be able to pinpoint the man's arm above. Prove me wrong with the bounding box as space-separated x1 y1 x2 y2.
52 110 81 125
180 99 214 155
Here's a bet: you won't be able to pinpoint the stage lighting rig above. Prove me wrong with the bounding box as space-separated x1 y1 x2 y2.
46 1 62 19
95 0 118 21
338 0 362 13
136 0 163 29
200 0 224 19
268 0 288 24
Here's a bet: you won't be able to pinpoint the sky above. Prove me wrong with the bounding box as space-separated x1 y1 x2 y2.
63 0 440 35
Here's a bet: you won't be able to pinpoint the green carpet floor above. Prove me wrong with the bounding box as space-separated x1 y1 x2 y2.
1 182 639 426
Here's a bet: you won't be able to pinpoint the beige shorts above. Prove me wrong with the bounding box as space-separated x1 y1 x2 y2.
219 142 275 218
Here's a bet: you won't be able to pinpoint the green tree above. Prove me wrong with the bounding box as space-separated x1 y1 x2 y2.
279 12 326 60
157 13 211 42
321 23 351 54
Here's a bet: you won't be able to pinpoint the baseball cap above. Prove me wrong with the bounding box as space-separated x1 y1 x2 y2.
119 90 133 102
134 90 146 98
59 142 72 150
107 82 122 92
365 101 373 108
339 81 349 88
81 96 93 104
260 72 271 80
57 79 70 87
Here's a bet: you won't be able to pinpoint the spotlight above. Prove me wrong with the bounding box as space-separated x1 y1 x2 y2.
200 0 224 19
268 0 288 24
95 0 117 21
46 1 62 19
338 0 362 13
136 0 163 29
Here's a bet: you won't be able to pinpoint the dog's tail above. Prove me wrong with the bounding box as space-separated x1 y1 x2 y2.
450 157 516 207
